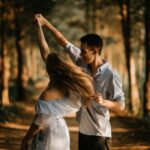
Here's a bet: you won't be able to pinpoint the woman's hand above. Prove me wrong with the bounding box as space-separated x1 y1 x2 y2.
33 14 46 28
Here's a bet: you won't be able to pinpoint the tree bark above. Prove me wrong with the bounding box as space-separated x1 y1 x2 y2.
93 0 101 34
1 1 10 106
119 0 140 115
15 13 28 101
30 46 37 80
85 0 95 32
143 0 150 116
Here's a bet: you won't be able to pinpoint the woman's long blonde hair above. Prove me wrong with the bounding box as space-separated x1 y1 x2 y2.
46 51 94 106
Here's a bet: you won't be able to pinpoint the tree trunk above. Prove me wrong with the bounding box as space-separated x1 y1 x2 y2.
143 0 150 116
1 2 10 106
15 13 28 101
119 0 140 115
85 0 94 32
93 0 101 34
130 54 141 114
30 46 37 80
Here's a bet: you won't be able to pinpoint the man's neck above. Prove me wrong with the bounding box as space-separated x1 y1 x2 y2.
89 55 104 76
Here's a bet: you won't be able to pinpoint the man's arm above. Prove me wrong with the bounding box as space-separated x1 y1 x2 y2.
45 19 69 47
35 14 69 48
102 99 125 114
92 93 125 114
93 72 125 115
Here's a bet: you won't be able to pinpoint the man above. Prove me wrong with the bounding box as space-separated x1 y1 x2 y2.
34 14 125 150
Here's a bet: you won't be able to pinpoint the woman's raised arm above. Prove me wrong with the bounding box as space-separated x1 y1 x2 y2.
34 14 50 63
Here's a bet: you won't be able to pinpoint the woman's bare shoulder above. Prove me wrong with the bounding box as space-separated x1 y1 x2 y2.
40 88 65 101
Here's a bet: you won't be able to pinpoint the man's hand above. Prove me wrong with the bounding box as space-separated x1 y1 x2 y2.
92 93 104 105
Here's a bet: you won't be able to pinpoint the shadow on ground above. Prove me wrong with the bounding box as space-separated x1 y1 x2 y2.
0 99 150 150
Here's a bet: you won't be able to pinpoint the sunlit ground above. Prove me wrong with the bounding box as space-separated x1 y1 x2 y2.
0 93 150 150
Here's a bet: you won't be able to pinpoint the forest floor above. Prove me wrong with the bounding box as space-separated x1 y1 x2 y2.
0 85 150 150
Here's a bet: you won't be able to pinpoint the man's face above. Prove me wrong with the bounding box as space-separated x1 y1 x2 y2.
80 43 96 64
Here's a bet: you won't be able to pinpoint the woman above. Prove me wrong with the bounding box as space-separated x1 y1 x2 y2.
20 15 94 150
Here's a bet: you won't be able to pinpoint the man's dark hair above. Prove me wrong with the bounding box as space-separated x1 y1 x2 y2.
80 34 103 54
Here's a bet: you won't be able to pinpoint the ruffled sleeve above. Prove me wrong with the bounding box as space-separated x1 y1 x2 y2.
35 97 81 117
33 95 82 126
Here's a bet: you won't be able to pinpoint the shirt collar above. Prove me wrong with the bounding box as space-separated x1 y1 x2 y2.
99 61 108 73
87 60 108 77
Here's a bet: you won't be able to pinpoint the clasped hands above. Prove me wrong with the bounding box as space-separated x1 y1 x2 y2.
33 14 46 27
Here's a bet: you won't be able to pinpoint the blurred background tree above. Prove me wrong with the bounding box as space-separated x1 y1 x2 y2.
0 0 149 117
143 0 150 116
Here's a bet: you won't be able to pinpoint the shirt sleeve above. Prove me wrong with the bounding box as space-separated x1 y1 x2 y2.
65 43 81 63
76 108 83 123
109 72 125 107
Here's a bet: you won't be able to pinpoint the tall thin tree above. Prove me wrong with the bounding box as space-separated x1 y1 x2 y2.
14 5 28 101
85 0 95 32
93 0 101 34
143 0 150 116
119 0 140 115
1 0 10 106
